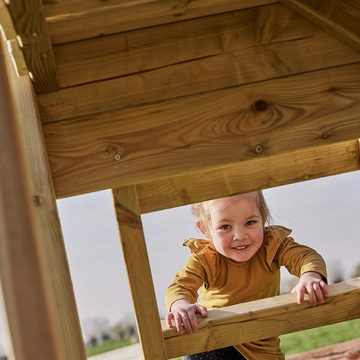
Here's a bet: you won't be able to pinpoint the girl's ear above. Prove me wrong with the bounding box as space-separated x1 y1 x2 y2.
196 220 208 236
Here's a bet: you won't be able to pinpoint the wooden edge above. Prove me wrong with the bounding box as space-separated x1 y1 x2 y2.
279 0 360 52
6 0 58 93
162 278 360 358
0 34 60 360
0 0 28 76
46 0 279 44
137 140 360 213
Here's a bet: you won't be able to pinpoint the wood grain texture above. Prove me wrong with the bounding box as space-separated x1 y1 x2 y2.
38 13 360 122
44 63 360 199
0 36 61 360
51 3 319 88
45 0 278 44
112 186 167 359
6 0 58 93
162 278 360 358
137 140 360 213
280 0 360 51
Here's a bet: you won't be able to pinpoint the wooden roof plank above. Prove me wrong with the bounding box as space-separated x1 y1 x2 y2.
137 140 360 213
44 62 360 199
162 278 360 358
39 30 360 123
280 0 360 52
7 0 58 93
45 0 278 44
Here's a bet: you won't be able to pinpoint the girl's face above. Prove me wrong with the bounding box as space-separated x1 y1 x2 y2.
201 193 264 263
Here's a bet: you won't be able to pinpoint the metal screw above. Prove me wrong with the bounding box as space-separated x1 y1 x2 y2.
255 144 263 154
114 154 121 161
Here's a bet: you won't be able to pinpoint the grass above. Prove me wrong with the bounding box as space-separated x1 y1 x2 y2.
86 319 360 358
280 319 360 355
86 339 131 357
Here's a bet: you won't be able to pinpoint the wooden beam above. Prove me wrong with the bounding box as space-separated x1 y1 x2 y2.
0 32 86 360
0 34 60 360
45 0 278 44
51 3 314 89
279 0 360 52
39 9 360 118
6 0 58 93
137 140 360 213
162 278 360 358
0 0 28 76
44 62 360 199
112 186 167 360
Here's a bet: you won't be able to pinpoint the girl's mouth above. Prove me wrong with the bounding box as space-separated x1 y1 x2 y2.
233 245 248 250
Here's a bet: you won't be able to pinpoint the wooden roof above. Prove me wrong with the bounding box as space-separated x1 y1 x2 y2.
1 2 360 360
2 0 360 212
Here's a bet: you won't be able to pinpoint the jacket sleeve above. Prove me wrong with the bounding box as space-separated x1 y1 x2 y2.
276 236 327 281
165 254 207 311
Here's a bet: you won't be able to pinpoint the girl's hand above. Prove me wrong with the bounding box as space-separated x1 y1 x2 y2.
291 272 329 305
166 299 208 334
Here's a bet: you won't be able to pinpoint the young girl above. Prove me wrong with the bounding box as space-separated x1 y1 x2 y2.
166 191 328 360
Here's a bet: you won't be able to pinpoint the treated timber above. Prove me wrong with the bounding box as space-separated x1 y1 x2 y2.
280 0 360 51
0 35 60 360
137 140 360 213
51 3 318 88
162 278 360 358
44 62 360 199
0 35 86 359
6 0 57 93
0 0 27 76
112 186 167 360
39 16 360 121
45 0 278 44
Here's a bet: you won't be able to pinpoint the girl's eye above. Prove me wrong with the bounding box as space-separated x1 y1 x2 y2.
219 224 231 230
246 220 256 226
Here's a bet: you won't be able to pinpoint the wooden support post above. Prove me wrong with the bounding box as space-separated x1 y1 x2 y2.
113 186 168 360
0 35 86 359
0 34 60 360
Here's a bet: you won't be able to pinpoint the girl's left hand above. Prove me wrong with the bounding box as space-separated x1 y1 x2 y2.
291 272 329 305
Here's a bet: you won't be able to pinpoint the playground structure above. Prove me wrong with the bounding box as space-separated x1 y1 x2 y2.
1 0 360 359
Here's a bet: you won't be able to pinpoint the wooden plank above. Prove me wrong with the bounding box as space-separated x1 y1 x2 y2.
45 0 278 44
51 3 303 88
6 0 58 93
137 140 360 213
112 186 167 360
0 0 28 76
44 62 360 199
280 0 360 51
8 65 87 358
0 34 61 360
39 29 360 122
162 278 360 358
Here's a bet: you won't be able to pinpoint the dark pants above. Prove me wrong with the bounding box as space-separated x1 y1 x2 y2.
182 346 246 359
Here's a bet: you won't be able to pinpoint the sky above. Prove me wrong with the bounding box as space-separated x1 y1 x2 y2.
1 170 360 354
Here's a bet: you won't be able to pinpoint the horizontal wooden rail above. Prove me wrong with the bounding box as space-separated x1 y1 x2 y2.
162 278 360 358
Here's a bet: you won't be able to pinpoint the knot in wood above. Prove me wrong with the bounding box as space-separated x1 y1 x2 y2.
254 100 268 112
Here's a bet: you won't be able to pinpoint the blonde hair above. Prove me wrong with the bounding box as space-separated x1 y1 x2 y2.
191 191 271 230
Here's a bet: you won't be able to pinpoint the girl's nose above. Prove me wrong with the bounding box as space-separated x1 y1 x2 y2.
232 228 247 241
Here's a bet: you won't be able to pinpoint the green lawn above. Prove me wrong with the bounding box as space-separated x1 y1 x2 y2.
86 339 131 357
280 319 360 355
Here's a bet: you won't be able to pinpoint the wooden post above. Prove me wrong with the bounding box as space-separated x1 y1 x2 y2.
0 35 86 359
0 35 60 360
113 186 168 360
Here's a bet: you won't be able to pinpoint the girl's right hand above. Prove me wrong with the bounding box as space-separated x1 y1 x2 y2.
166 299 208 334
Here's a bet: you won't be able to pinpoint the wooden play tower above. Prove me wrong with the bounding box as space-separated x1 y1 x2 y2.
1 1 360 359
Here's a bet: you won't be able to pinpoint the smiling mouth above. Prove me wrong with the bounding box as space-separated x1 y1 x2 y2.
232 245 248 250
